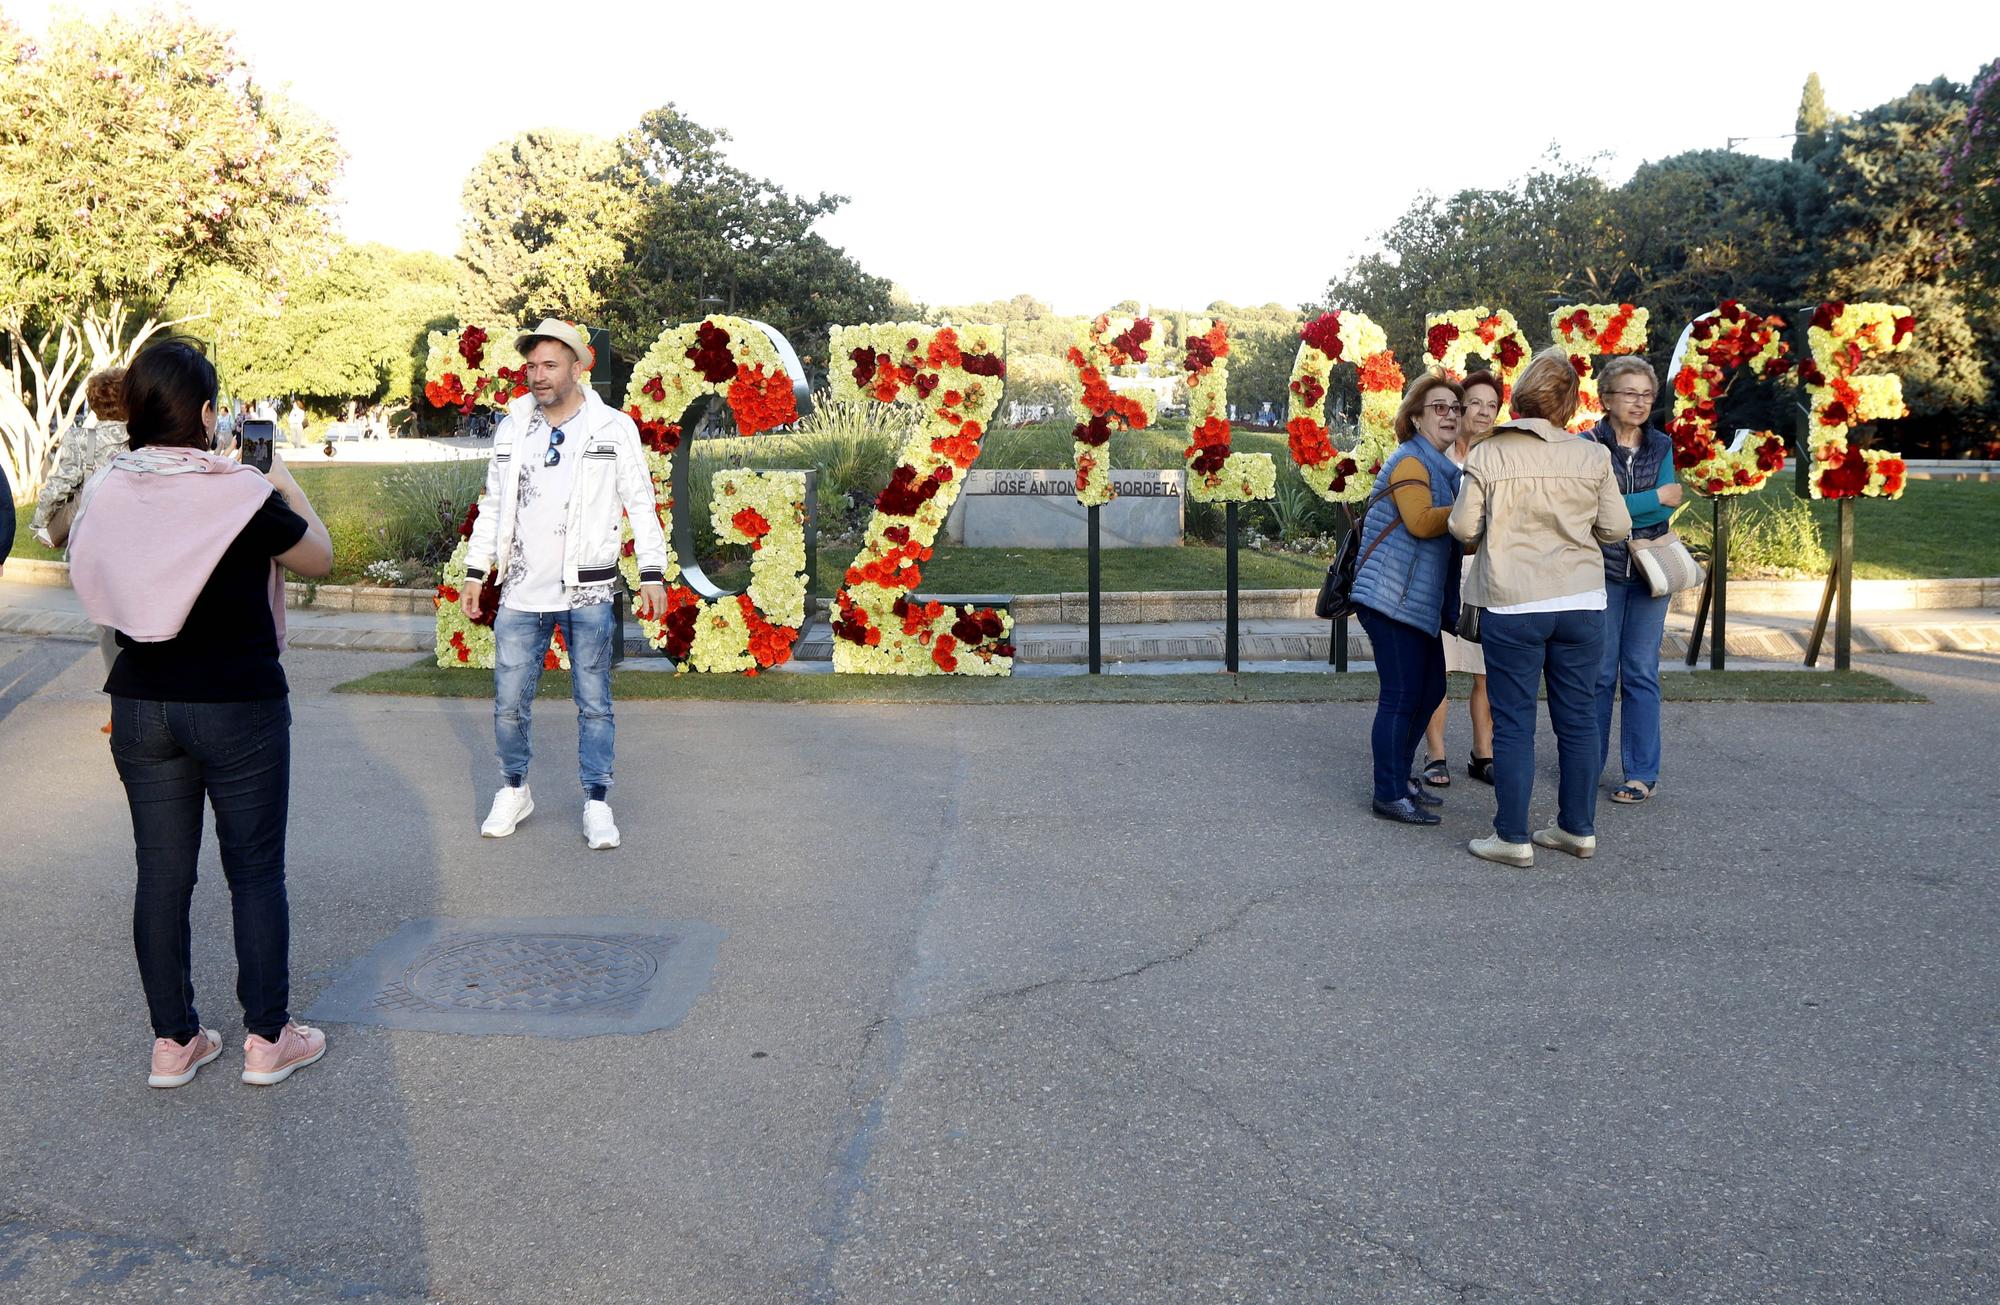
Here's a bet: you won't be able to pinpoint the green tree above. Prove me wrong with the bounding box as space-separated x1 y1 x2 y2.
1794 72 1832 161
172 244 459 414
457 129 636 328
605 105 893 368
0 7 341 490
1944 60 2000 312
1808 77 1990 447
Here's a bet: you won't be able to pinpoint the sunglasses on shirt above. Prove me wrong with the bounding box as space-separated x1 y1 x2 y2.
545 424 566 466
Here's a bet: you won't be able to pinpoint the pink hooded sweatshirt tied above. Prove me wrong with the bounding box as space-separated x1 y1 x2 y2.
68 448 288 646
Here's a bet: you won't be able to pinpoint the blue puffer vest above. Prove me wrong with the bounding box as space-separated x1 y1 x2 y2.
1590 421 1673 583
1349 436 1463 636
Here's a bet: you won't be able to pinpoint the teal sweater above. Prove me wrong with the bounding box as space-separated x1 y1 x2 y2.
1624 449 1677 529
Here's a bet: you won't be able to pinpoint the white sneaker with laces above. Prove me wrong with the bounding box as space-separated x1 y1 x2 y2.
583 800 620 850
481 785 534 838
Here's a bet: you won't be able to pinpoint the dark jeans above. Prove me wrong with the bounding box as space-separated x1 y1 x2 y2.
109 696 293 1042
1356 607 1446 804
1481 608 1606 843
1597 577 1670 785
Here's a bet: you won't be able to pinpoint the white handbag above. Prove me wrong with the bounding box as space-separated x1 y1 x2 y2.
1629 531 1705 597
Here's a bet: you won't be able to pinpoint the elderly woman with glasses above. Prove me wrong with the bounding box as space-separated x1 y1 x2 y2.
1350 373 1467 825
1588 355 1681 805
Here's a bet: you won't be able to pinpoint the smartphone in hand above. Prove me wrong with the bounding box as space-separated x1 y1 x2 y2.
239 419 276 473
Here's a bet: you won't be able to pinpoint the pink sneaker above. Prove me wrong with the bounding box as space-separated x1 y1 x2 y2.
241 1022 327 1086
148 1027 222 1088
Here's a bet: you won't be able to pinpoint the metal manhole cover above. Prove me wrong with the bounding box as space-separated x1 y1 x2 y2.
398 933 660 1012
305 917 724 1038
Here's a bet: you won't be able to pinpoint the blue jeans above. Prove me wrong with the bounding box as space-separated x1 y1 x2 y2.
1356 606 1446 804
1596 578 1669 785
1481 608 1606 843
109 696 293 1042
494 603 618 795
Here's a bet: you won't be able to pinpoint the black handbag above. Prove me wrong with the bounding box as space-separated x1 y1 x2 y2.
1315 487 1401 621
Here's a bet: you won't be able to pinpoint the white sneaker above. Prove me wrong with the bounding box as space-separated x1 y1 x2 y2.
583 800 620 850
1532 824 1597 859
481 785 533 837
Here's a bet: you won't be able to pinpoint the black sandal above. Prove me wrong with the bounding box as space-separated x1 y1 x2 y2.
1422 759 1451 788
1467 755 1495 785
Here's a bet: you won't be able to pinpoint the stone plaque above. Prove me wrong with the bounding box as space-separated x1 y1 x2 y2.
946 468 1184 548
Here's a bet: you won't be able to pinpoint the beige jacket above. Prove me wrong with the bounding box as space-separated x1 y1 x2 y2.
1448 418 1632 607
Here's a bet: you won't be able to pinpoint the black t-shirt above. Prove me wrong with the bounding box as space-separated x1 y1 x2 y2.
104 490 309 702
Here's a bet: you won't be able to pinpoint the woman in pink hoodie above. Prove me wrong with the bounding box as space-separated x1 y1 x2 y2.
68 339 336 1089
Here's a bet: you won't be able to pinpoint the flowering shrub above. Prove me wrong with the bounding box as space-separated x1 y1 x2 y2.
1550 303 1649 431
826 322 1015 675
1065 314 1158 507
1799 301 1914 500
1180 318 1274 503
1422 306 1531 400
1285 311 1402 503
1666 301 1794 496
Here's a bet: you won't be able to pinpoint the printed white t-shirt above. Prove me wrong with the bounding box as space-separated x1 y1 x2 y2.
500 405 610 612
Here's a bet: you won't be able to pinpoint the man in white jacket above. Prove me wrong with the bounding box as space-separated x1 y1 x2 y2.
459 319 669 849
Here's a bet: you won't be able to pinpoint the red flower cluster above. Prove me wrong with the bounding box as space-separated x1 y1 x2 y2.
493 365 528 403
959 351 1006 378
626 408 681 453
1493 335 1526 370
1299 313 1345 361
458 326 488 369
831 590 881 647
1287 415 1335 467
726 363 798 435
1817 447 1871 499
1426 321 1460 359
659 585 701 661
849 346 881 386
1106 317 1152 366
425 373 475 415
1289 372 1325 409
457 500 481 539
1185 415 1232 476
686 322 736 384
874 464 949 517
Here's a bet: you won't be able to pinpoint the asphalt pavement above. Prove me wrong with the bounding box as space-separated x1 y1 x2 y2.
0 638 1993 1303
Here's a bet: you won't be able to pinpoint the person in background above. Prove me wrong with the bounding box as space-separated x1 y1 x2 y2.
1590 356 1680 804
66 338 336 1089
1350 372 1466 825
287 399 307 448
1422 369 1501 788
33 368 135 729
1448 350 1631 868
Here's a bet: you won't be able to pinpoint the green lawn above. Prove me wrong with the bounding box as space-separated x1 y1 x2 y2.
335 663 1922 705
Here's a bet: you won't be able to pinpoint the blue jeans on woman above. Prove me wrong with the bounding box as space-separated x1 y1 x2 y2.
1480 608 1605 844
110 696 293 1042
494 603 618 795
1356 606 1446 804
1596 577 1669 785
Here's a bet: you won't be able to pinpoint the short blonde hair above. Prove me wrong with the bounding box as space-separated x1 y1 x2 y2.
85 368 128 422
1508 350 1580 427
1393 373 1465 441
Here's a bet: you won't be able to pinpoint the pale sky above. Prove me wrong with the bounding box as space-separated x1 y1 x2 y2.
13 0 1993 314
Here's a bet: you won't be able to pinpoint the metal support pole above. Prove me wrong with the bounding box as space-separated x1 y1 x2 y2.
1710 496 1730 672
1088 503 1102 675
1224 502 1240 673
1836 498 1854 671
1805 544 1838 668
1685 569 1712 667
1329 508 1349 671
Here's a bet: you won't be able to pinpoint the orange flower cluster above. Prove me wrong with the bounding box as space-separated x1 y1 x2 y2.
731 507 772 543
1358 352 1405 395
845 538 931 591
741 594 797 669
1287 414 1335 467
726 364 798 436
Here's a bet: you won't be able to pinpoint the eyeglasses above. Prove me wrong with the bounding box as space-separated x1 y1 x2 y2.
1424 402 1465 417
545 423 567 466
1605 389 1655 403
